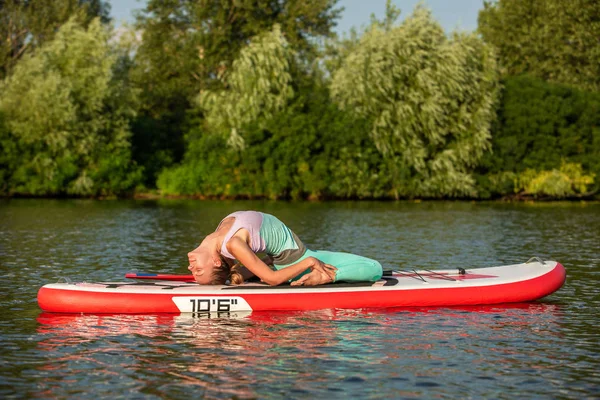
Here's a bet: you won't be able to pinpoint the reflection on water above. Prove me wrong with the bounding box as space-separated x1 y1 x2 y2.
31 304 575 399
1 199 599 399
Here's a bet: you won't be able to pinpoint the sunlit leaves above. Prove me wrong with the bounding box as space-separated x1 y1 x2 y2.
331 6 500 197
0 0 111 80
478 0 600 92
0 18 140 196
517 163 595 198
197 25 294 150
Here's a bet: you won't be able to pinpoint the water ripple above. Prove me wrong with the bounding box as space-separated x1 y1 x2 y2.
1 199 599 399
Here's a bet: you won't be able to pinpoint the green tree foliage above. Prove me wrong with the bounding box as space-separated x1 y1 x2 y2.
130 0 342 186
0 111 11 193
134 0 340 97
478 0 600 92
158 24 390 200
330 5 500 198
324 0 401 80
476 75 600 198
198 25 294 150
0 18 141 196
0 0 111 80
324 0 400 76
158 82 389 200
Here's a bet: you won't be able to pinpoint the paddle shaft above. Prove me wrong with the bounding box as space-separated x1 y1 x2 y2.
126 269 396 282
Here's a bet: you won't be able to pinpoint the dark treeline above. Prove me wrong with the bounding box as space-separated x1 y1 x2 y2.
0 0 598 200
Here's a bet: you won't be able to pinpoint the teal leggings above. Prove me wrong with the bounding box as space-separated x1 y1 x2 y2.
274 249 383 282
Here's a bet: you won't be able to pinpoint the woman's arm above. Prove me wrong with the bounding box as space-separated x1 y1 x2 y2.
226 237 335 286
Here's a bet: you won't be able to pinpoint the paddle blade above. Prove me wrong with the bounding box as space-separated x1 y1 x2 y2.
125 272 196 282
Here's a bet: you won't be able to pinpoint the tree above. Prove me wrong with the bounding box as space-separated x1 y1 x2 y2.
133 0 341 98
478 0 600 92
130 0 342 187
324 0 401 80
0 0 111 80
157 24 390 200
198 25 294 149
0 18 141 196
157 78 386 200
331 5 500 198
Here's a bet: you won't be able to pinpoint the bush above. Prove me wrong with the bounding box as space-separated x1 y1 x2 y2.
477 75 600 198
158 84 391 200
516 162 594 198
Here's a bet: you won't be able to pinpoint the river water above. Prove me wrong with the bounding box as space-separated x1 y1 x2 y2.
0 199 598 399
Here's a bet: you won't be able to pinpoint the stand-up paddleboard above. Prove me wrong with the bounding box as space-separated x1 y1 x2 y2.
37 259 565 314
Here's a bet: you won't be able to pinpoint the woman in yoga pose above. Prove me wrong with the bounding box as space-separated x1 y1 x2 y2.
187 211 382 286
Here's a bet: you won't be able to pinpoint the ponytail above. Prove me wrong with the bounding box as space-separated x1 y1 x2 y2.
211 256 245 285
229 264 245 285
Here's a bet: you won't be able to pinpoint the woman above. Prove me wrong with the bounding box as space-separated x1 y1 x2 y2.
187 211 382 286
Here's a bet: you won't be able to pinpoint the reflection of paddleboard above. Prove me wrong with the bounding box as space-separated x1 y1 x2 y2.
37 259 565 314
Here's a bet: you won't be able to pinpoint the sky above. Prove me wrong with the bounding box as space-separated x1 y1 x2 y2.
107 0 485 34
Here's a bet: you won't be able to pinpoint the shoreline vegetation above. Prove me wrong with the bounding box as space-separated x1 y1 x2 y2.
1 1 598 202
3 190 598 203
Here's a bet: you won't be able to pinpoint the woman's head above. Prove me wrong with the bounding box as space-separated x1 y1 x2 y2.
188 247 223 285
188 248 244 285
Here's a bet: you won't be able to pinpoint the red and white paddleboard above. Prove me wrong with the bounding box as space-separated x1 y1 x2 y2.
37 259 565 314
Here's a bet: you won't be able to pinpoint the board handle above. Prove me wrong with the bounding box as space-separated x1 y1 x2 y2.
526 257 546 265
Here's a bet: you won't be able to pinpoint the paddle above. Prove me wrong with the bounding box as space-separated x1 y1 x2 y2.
126 269 398 282
124 272 196 282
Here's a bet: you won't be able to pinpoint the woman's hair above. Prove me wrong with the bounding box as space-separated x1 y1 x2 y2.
211 255 244 285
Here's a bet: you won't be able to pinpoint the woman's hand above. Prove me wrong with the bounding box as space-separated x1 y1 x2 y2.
311 257 337 281
291 258 337 286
